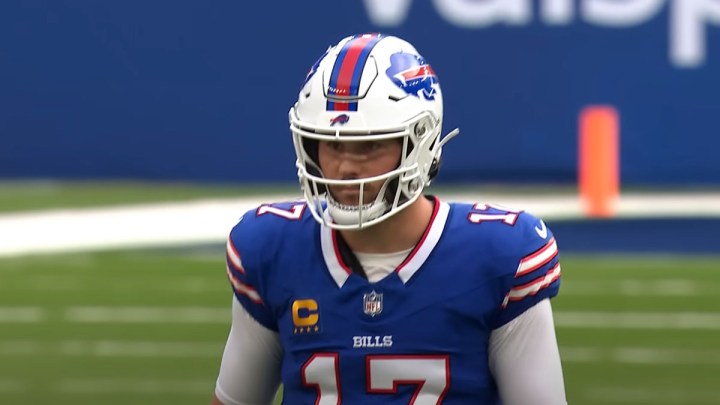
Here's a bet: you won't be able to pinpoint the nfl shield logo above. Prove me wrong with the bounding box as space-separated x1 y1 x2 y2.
363 290 383 317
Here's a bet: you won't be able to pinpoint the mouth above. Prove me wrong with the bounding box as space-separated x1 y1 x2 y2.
327 188 374 209
330 186 365 204
331 199 374 211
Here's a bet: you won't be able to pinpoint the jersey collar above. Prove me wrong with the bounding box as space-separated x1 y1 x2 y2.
320 197 450 288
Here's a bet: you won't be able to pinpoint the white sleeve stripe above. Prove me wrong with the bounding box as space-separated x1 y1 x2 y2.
503 264 561 308
515 238 558 278
226 239 245 274
226 265 263 304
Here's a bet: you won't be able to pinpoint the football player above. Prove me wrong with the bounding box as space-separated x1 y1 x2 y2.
210 33 567 405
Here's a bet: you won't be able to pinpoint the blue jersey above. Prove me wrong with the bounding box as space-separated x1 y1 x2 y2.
225 197 561 405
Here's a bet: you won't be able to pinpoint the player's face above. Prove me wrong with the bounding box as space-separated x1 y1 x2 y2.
317 139 402 206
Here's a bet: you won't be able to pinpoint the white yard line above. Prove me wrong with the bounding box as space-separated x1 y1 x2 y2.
4 338 720 367
585 387 720 404
59 340 222 357
70 308 720 330
64 306 229 323
555 311 720 330
561 279 708 296
19 279 707 297
0 340 221 357
54 379 211 395
1 192 719 257
562 346 720 365
0 307 46 322
3 306 720 331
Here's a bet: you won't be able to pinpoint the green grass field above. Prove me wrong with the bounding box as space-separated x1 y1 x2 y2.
1 182 719 404
2 251 719 404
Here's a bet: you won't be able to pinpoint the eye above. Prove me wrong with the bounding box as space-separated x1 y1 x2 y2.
361 142 383 153
364 142 379 151
324 142 343 152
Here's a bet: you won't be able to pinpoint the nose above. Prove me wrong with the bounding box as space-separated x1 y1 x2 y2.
337 155 362 180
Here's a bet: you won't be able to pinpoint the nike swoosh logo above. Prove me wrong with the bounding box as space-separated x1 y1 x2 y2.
535 220 548 239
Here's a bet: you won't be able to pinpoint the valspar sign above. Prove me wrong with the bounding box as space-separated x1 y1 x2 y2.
364 0 720 68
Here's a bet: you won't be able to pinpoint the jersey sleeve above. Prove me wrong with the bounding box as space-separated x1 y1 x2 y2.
225 209 278 331
491 211 561 329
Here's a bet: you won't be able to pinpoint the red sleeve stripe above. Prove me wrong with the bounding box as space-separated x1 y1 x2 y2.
226 238 245 274
502 263 561 309
515 237 558 278
226 265 263 305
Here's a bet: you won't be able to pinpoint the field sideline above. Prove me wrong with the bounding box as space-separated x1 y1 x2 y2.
2 190 720 257
1 185 719 404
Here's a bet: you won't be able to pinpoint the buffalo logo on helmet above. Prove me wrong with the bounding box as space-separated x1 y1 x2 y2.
386 53 438 101
329 114 350 126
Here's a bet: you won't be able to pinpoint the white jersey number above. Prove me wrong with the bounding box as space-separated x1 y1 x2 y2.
256 203 306 220
302 354 450 404
467 203 521 225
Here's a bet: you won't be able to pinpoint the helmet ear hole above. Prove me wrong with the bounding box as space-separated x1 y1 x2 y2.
413 121 428 138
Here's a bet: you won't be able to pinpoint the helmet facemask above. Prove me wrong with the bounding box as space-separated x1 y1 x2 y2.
291 110 458 230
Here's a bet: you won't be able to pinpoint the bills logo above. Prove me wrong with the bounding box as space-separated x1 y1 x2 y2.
386 53 438 100
330 114 350 126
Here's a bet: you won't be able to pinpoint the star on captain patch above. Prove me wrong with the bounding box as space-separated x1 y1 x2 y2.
363 290 383 317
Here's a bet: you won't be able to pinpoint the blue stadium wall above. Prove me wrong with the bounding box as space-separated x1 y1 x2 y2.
2 0 719 185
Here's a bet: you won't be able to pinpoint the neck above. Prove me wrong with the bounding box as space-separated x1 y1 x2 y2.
338 196 435 253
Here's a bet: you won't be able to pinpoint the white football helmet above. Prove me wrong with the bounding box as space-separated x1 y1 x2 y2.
289 33 459 230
